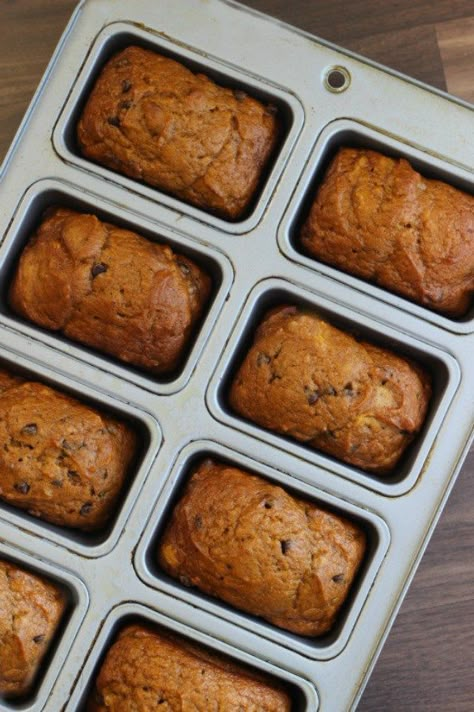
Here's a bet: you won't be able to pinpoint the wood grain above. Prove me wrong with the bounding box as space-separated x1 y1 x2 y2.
0 1 473 710
437 16 474 103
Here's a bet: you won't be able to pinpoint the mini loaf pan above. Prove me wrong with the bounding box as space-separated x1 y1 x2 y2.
53 22 305 235
0 0 472 710
0 179 234 396
0 541 88 712
135 440 390 660
277 118 474 335
64 602 319 711
0 339 161 558
207 277 460 497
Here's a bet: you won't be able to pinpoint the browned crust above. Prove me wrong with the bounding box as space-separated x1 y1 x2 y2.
301 147 474 317
87 623 291 711
0 367 136 531
158 459 366 636
9 207 211 374
77 46 280 220
0 560 65 698
229 307 431 474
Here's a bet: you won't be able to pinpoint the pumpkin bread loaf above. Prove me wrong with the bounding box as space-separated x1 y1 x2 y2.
87 623 291 711
0 559 65 698
229 307 431 474
0 368 136 531
301 147 474 317
159 459 366 636
9 208 211 374
77 46 280 220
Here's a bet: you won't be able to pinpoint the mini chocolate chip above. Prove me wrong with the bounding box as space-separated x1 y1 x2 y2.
33 634 45 644
326 386 337 396
67 470 81 483
21 423 37 435
257 352 271 366
14 481 30 494
344 383 354 396
194 515 203 530
280 540 291 554
119 100 132 110
52 479 63 488
304 386 319 405
107 116 120 127
121 79 132 92
381 379 388 386
265 103 278 115
264 500 273 509
80 502 93 516
233 89 247 101
179 574 192 587
91 262 108 277
332 573 345 583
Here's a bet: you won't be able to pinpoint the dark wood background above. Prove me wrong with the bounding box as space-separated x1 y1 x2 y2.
0 1 472 709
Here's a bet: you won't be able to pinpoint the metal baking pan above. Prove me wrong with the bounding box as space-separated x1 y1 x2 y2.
0 0 472 710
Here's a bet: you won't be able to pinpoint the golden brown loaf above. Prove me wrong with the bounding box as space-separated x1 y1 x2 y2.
0 368 136 531
301 147 474 317
159 459 366 636
77 46 280 220
0 560 65 698
229 307 431 474
10 208 211 374
87 623 291 711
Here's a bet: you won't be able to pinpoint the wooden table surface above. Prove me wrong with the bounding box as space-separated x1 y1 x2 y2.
0 1 472 710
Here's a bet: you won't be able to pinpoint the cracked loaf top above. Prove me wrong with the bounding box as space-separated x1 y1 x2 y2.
77 46 280 220
9 208 211 374
0 368 136 531
229 307 431 474
301 147 474 317
159 459 366 636
87 623 291 711
0 560 65 698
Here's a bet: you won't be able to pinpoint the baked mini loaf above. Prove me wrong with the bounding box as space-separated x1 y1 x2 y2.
87 623 291 711
0 559 65 698
0 368 136 531
10 208 211 374
159 459 366 636
301 147 474 317
77 46 280 220
229 307 431 474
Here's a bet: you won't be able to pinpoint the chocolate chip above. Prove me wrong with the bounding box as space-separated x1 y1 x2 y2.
344 383 354 396
194 515 203 530
280 540 291 554
179 574 192 587
264 500 273 510
107 116 120 127
67 470 81 483
91 262 108 277
14 481 30 494
257 352 271 366
332 573 345 583
80 502 93 516
326 386 337 396
233 89 247 101
21 423 37 435
304 386 319 405
121 79 132 92
52 479 63 488
33 634 45 644
119 100 132 110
